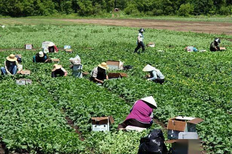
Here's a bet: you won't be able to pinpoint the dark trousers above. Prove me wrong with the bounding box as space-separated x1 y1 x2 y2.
51 69 64 78
134 42 145 53
118 119 152 129
154 79 165 84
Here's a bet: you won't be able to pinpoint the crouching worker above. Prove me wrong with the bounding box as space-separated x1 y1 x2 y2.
90 62 108 84
69 55 82 78
210 38 226 51
143 64 165 84
1 54 22 75
118 96 157 130
51 64 67 78
33 51 49 63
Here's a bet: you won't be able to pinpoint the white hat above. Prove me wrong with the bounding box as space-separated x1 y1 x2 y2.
39 51 44 57
48 42 55 47
69 55 81 65
141 96 157 108
142 64 157 72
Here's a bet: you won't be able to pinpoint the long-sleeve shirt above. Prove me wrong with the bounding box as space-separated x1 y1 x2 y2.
210 42 220 51
149 70 165 80
126 100 153 124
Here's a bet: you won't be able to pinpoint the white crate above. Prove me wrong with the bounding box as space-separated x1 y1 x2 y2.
92 123 110 132
16 79 32 85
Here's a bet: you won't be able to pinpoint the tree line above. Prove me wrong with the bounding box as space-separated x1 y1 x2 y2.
0 0 232 17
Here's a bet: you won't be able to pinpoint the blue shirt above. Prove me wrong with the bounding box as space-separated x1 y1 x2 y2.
149 70 165 80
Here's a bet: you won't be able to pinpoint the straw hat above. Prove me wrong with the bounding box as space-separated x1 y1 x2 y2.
53 64 62 71
141 96 157 108
142 64 157 72
98 62 109 70
39 51 44 58
6 54 17 62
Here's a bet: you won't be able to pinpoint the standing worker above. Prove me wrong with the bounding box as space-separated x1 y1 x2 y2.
33 51 49 63
69 55 82 78
1 54 22 75
118 96 157 130
51 64 67 78
134 28 145 53
143 64 165 84
90 62 109 84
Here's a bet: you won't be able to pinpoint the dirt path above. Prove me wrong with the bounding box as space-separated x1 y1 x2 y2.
59 19 232 35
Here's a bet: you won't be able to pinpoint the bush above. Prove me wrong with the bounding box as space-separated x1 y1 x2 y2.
152 9 164 16
124 4 140 15
219 6 232 15
178 3 194 16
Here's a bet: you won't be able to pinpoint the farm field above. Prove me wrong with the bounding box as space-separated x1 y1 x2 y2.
0 19 232 153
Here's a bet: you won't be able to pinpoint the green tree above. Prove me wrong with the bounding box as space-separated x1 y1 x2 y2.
178 3 194 16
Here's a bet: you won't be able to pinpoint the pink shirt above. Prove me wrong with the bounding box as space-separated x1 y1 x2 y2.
126 100 153 124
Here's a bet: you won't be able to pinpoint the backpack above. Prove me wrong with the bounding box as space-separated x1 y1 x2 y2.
123 65 133 70
138 129 168 154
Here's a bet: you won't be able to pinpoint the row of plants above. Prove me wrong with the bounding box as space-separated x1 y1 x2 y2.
0 77 84 153
0 56 156 153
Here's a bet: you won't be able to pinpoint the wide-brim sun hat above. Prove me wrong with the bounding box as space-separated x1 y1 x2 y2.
141 96 157 108
39 51 44 57
142 64 156 72
53 64 62 70
69 57 81 65
48 42 55 47
6 54 17 62
98 62 109 70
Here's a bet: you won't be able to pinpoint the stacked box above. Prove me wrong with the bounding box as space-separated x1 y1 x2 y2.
166 116 203 154
106 60 124 70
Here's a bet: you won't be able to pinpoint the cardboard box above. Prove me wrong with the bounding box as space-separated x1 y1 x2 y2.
91 116 114 132
83 72 89 76
147 42 155 47
20 70 31 75
108 73 127 79
51 58 60 63
166 139 202 154
65 49 73 53
16 79 32 85
25 44 33 50
220 47 226 51
167 116 203 140
106 60 124 70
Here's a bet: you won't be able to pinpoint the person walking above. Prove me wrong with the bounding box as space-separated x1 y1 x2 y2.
134 28 145 53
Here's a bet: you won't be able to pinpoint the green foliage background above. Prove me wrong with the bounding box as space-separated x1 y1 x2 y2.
1 0 232 17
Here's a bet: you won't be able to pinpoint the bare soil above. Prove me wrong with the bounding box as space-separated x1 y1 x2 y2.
60 19 232 35
65 116 85 141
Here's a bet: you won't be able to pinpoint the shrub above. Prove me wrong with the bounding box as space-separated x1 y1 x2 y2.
178 3 194 16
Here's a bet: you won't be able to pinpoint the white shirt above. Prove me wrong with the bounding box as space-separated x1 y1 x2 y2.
138 33 144 42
